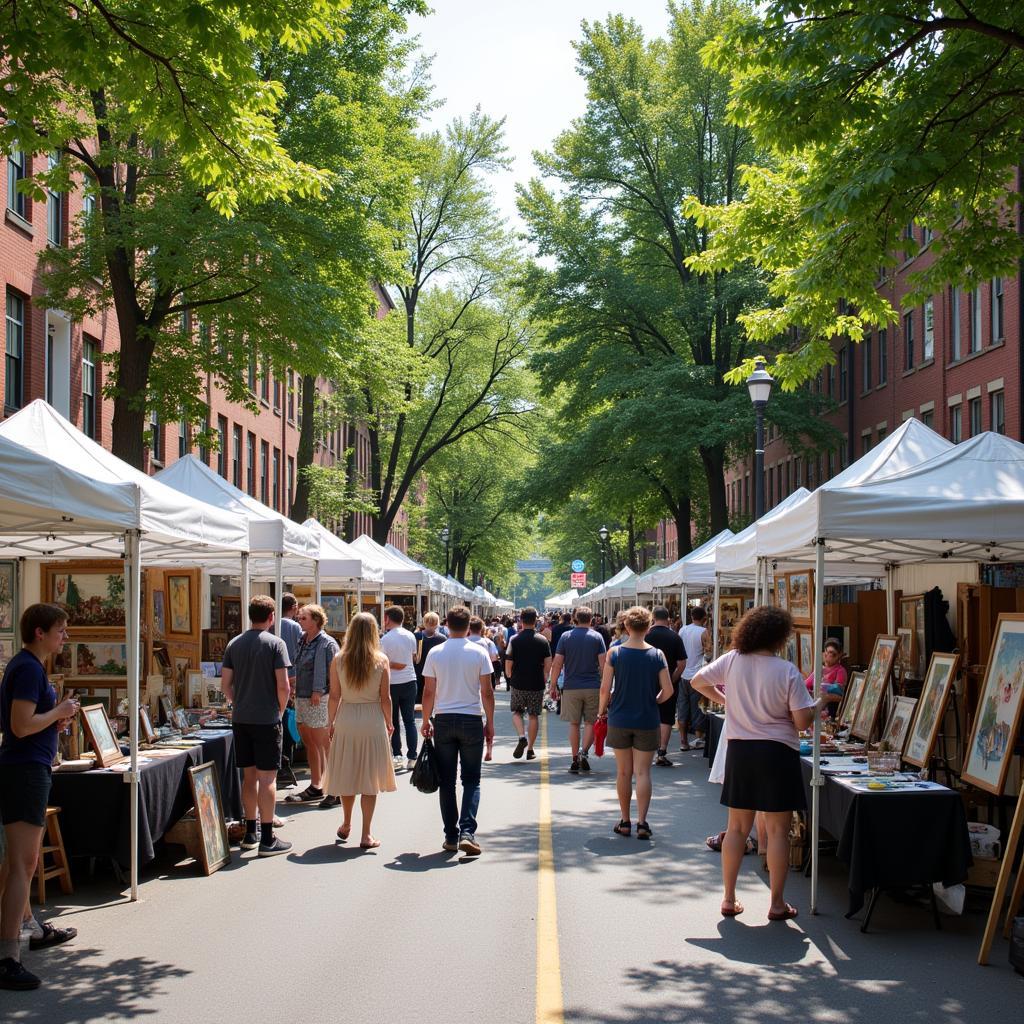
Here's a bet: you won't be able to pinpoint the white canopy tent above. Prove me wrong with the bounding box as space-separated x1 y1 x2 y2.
384 541 452 615
544 588 578 611
650 529 736 615
350 535 442 619
301 519 381 585
0 401 251 902
155 455 319 635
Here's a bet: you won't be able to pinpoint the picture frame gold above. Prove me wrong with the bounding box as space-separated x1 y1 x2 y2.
786 569 814 625
80 703 123 767
165 572 196 637
40 560 126 637
188 761 231 875
219 595 242 636
904 652 960 769
202 629 229 661
718 597 742 630
837 671 866 731
851 634 901 741
139 705 157 744
796 627 814 677
899 593 927 678
879 695 917 755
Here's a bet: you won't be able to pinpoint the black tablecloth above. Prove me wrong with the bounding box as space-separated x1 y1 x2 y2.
799 759 972 915
704 713 725 765
50 733 241 868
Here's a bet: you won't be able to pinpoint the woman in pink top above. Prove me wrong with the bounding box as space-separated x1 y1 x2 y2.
804 639 847 712
692 607 820 922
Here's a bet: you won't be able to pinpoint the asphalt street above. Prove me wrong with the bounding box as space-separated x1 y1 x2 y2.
9 693 1022 1023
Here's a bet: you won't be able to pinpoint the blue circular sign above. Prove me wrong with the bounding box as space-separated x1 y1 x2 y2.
571 559 585 573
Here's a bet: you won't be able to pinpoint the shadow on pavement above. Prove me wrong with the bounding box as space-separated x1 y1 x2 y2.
287 841 368 864
383 850 462 872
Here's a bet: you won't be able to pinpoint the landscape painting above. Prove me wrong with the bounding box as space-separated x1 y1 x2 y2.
43 563 126 631
851 635 900 741
904 653 959 768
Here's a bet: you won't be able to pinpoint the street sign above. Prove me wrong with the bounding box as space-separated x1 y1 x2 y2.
571 572 587 589
571 559 585 573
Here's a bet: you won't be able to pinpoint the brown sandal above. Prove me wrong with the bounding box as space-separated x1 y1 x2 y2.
768 903 799 921
721 900 744 917
705 830 726 852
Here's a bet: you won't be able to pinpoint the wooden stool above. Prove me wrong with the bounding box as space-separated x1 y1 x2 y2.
36 806 73 903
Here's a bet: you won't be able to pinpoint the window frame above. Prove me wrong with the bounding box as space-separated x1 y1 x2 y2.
991 277 1004 343
903 310 915 369
950 404 962 444
969 287 982 354
968 396 982 437
5 290 25 413
862 333 872 391
991 391 1005 435
82 336 97 439
6 148 27 218
950 287 961 361
923 298 934 362
46 150 63 246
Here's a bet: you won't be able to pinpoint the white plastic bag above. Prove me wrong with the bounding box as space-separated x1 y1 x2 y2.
932 882 965 916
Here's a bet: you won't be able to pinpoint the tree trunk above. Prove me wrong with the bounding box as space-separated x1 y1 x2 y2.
340 426 357 541
109 321 153 469
674 496 692 558
290 373 316 523
700 444 729 534
627 513 637 571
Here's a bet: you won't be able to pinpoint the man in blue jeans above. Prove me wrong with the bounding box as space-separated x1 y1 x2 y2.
380 606 419 771
420 606 495 856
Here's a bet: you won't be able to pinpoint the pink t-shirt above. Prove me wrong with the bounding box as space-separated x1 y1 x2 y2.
698 650 814 750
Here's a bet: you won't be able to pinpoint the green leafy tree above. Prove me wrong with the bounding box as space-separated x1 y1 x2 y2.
691 2 1024 387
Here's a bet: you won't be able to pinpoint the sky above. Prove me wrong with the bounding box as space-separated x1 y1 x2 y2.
409 0 674 232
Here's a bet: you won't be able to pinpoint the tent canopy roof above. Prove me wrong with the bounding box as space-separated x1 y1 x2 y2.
351 535 432 588
651 528 734 588
302 519 381 583
0 401 249 560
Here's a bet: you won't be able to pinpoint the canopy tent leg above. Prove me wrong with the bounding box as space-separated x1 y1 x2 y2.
681 583 688 619
240 552 250 630
712 574 721 660
885 564 895 633
415 585 422 624
379 584 386 623
313 561 321 605
754 558 761 606
274 554 284 637
124 529 142 902
811 539 826 915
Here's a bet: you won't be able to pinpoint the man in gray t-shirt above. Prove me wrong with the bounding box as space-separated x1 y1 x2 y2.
222 595 292 858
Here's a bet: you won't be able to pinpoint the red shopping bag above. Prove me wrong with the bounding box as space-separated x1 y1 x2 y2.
593 716 608 757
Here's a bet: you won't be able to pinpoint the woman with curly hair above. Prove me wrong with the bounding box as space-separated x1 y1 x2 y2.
691 606 821 921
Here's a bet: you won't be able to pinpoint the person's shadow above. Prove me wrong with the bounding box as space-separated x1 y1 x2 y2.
686 919 810 966
383 850 463 872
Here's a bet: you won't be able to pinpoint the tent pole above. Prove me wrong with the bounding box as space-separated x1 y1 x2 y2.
240 552 250 630
415 584 422 625
811 538 826 915
274 554 283 637
712 574 721 660
885 564 895 632
124 529 142 902
313 561 321 605
379 583 385 624
754 558 761 606
681 583 688 619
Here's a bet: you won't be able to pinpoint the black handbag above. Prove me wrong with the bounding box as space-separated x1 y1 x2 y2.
410 737 440 794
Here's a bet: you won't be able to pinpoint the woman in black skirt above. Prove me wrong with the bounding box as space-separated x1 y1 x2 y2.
691 607 820 922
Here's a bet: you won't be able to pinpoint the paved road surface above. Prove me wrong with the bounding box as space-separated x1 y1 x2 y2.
11 694 1022 1022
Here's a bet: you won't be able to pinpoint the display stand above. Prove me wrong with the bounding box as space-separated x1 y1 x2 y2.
978 782 1024 964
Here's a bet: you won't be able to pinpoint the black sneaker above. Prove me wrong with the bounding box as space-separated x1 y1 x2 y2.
0 957 41 991
526 748 537 760
258 837 292 858
568 757 580 774
240 832 259 850
318 795 341 809
513 737 528 759
579 753 591 773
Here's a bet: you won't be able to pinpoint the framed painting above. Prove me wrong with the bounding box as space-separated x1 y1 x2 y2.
139 705 157 744
41 560 125 635
904 652 960 768
851 634 901 741
173 707 190 732
173 655 192 694
186 670 206 708
159 694 174 727
783 632 798 670
202 629 229 661
718 597 742 630
786 570 814 625
837 671 866 730
899 594 927 677
81 703 123 767
76 642 128 678
219 596 242 636
188 761 231 875
796 628 814 677
895 626 915 677
879 695 917 755
962 614 1024 795
775 575 788 611
322 594 347 633
152 589 166 637
0 560 16 632
166 573 195 637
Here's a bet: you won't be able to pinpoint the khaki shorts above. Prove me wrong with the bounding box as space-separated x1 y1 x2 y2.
560 688 600 724
607 726 660 752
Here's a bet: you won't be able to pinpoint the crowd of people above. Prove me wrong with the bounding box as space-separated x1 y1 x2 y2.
0 592 827 990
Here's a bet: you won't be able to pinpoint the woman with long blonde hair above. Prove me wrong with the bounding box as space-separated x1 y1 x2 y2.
324 613 397 849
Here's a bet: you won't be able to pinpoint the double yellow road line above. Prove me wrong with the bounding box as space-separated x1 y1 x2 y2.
536 712 564 1024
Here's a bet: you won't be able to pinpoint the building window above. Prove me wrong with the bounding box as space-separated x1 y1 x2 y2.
827 450 835 479
247 352 256 393
795 459 803 488
260 441 269 503
827 361 835 397
198 415 209 464
6 149 26 218
903 310 914 369
287 370 295 420
862 433 872 456
838 346 848 401
922 225 933 246
840 438 849 469
922 409 934 429
232 425 242 488
46 151 63 246
217 416 227 476
272 447 280 510
969 287 982 354
878 327 887 384
951 287 961 361
178 419 189 458
991 391 1005 435
862 334 872 391
877 426 887 444
5 291 25 412
273 375 281 413
923 298 934 361
950 404 962 444
287 455 295 513
246 432 256 495
968 396 982 437
992 277 1004 342
149 409 163 464
82 337 97 438
260 359 270 404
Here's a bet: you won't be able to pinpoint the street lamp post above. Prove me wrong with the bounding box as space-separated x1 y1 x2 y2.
746 357 775 521
598 525 610 586
440 525 450 578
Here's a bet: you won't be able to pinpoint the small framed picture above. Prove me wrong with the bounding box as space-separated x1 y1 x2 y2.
904 652 960 769
786 570 814 625
186 670 206 708
139 705 157 745
188 761 231 875
81 703 123 768
879 695 917 756
166 573 195 637
173 707 190 732
219 596 242 636
203 629 229 661
159 694 174 727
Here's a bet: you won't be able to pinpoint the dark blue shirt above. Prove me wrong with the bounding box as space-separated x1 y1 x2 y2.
607 645 666 730
0 650 58 767
556 627 606 690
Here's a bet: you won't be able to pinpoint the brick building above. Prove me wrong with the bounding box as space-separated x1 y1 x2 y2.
2 148 407 549
723 229 1021 522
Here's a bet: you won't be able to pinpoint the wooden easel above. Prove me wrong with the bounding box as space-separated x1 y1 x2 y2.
978 781 1024 964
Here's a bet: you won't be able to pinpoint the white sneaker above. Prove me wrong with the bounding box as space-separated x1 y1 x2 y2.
407 758 417 771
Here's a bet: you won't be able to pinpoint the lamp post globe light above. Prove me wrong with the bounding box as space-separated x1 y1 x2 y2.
746 357 775 521
598 525 610 585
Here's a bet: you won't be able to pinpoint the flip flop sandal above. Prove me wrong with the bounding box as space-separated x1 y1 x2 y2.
359 839 381 850
705 830 726 852
29 923 78 950
636 822 652 840
721 901 744 917
768 904 799 921
613 820 632 836
336 825 351 841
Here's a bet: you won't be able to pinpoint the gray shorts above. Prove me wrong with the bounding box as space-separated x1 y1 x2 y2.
607 726 659 752
295 696 329 729
560 688 600 724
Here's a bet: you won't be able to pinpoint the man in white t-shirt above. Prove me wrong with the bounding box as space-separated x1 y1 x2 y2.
678 606 713 751
380 606 419 770
421 606 495 856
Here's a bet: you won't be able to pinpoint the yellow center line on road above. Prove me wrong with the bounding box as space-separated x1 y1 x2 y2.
536 712 564 1024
